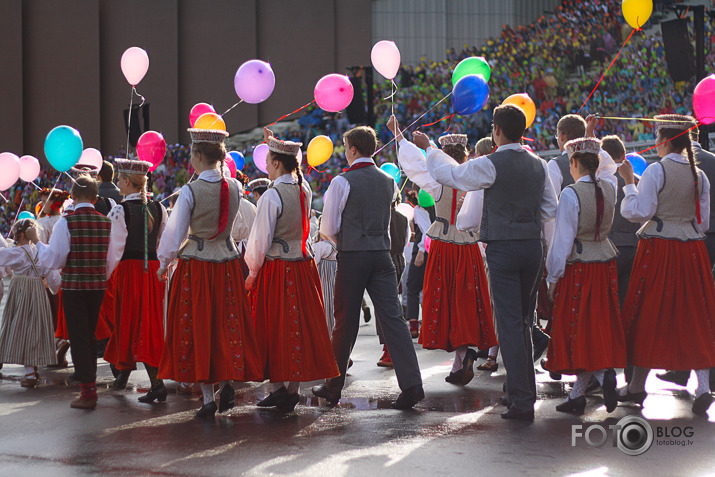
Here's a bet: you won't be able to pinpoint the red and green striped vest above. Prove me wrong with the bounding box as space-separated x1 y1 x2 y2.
62 207 111 291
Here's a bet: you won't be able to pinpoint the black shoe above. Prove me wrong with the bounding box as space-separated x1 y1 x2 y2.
501 406 534 421
112 370 131 390
656 371 690 387
312 384 341 404
138 383 168 403
532 326 550 361
602 369 618 413
540 358 561 380
460 349 477 385
109 363 119 379
277 393 300 413
616 387 647 406
499 395 511 407
692 393 713 416
445 370 464 384
391 384 424 410
195 401 217 419
556 396 586 415
218 383 235 412
258 386 288 407
363 307 372 323
474 348 489 360
585 375 601 394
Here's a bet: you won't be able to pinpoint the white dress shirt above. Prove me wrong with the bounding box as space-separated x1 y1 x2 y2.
621 152 710 233
244 174 312 278
397 138 443 200
426 143 558 224
320 157 399 244
106 193 169 278
157 169 243 269
414 207 432 253
0 243 61 294
396 209 412 250
456 190 485 233
36 215 62 244
232 198 257 253
313 238 337 266
35 202 96 270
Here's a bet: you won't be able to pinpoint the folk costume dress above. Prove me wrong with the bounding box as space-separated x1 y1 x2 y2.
544 139 626 413
397 136 497 358
245 169 339 385
157 131 263 387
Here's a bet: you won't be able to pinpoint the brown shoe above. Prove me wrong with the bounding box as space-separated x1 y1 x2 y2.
21 373 38 388
70 396 97 409
409 320 420 339
477 357 498 372
177 382 193 395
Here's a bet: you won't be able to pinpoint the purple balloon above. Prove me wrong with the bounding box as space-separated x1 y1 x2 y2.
234 60 275 104
253 143 269 174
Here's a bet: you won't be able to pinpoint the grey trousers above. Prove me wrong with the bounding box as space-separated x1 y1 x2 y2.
327 250 422 393
486 239 543 412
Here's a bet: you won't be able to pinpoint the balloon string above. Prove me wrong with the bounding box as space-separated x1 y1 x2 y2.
207 100 245 130
266 100 316 128
521 136 535 142
421 113 455 129
391 80 398 166
12 199 24 224
399 176 409 193
597 115 697 123
635 123 701 155
126 86 134 158
134 87 146 108
373 92 453 157
578 27 638 113
161 173 196 204
29 182 42 191
307 165 328 174
36 175 63 218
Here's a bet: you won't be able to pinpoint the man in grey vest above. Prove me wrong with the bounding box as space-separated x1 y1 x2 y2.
313 126 424 409
424 104 558 420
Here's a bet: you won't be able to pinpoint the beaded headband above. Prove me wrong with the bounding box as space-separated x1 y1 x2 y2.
565 137 601 158
268 136 302 156
188 128 229 144
438 134 468 147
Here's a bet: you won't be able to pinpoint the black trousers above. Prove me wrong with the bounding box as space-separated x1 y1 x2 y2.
63 290 105 384
405 251 427 322
377 252 406 344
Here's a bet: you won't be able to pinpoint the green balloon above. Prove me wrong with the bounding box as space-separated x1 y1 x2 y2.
452 57 491 86
418 189 435 208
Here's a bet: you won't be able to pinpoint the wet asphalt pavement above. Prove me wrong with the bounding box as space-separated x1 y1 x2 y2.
1 292 714 476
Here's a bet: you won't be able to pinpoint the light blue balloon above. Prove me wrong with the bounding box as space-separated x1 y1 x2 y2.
44 125 83 173
626 153 648 176
229 151 245 171
380 162 401 183
17 211 35 221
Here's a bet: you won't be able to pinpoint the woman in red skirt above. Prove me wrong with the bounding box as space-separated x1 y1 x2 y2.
157 128 264 419
545 137 626 415
387 116 497 385
104 158 169 401
245 129 339 412
618 115 715 415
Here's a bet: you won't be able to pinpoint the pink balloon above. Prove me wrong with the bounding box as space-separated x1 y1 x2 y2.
371 40 401 80
396 202 414 222
121 47 149 86
19 155 41 182
693 74 715 125
225 154 237 178
314 74 354 112
253 143 269 174
0 152 20 191
424 235 432 253
136 131 167 172
234 60 275 104
190 103 216 127
297 148 303 165
78 148 103 170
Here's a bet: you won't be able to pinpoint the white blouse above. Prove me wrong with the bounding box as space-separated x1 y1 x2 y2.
232 197 257 253
313 239 337 265
397 138 443 200
0 243 61 294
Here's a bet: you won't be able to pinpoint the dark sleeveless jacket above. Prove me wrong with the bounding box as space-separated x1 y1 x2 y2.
121 200 163 261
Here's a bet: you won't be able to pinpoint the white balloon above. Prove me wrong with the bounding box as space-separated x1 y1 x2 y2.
121 47 150 86
371 40 401 80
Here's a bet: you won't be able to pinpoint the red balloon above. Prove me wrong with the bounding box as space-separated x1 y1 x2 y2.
189 103 216 127
136 131 166 172
225 154 237 177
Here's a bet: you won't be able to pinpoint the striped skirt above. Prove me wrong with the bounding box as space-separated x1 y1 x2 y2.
0 275 56 365
317 259 338 333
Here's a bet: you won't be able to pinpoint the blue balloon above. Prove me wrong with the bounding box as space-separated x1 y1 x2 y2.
380 162 401 183
451 74 490 116
229 151 245 171
44 125 83 173
626 153 648 176
17 211 35 221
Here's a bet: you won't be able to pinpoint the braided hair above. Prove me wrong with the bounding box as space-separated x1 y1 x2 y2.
118 172 155 233
660 127 699 218
191 141 230 237
572 152 604 240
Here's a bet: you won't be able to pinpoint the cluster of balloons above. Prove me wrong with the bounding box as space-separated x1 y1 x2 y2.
626 153 648 176
622 0 653 30
693 75 715 125
451 57 491 116
502 93 537 129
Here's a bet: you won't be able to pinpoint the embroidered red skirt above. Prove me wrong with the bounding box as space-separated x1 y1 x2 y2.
622 238 715 370
95 273 117 341
546 260 627 374
103 260 165 370
55 287 113 341
252 258 339 382
418 240 498 352
54 290 69 340
158 258 264 383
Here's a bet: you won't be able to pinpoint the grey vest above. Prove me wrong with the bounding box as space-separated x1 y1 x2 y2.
694 146 715 234
479 148 545 242
566 180 618 263
555 152 575 191
266 181 313 261
337 165 393 252
608 174 640 247
426 185 477 245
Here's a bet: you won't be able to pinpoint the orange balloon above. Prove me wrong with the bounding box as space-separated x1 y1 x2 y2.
307 135 333 167
502 93 536 129
194 112 226 131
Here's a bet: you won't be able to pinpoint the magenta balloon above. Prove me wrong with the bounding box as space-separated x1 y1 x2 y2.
225 153 237 177
136 131 167 172
78 148 103 170
0 152 21 191
314 74 354 112
19 155 41 182
234 60 275 104
120 47 149 86
371 40 401 80
693 74 715 125
190 103 216 127
253 143 269 174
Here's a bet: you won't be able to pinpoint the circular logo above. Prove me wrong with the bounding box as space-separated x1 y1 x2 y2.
615 415 654 456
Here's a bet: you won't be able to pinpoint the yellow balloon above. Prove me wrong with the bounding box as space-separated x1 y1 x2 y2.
622 0 652 30
307 135 333 167
502 93 536 129
194 112 226 131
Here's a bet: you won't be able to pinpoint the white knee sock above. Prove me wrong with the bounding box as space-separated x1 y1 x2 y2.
272 382 285 392
625 367 650 394
592 370 605 386
488 345 499 357
24 366 35 376
287 382 300 394
569 373 591 399
695 369 710 398
452 346 468 372
200 383 214 405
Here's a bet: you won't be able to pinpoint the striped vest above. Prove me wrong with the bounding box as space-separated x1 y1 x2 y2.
62 207 111 291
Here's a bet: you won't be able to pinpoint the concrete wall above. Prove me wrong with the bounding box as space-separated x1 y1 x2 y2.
0 0 371 162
